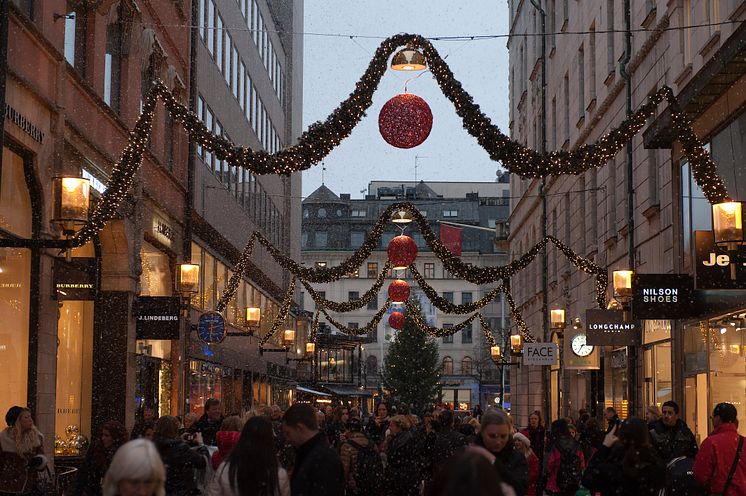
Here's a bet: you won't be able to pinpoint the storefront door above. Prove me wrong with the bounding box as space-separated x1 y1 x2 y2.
684 374 709 446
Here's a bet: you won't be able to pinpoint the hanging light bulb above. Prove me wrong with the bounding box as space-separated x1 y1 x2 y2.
391 47 427 71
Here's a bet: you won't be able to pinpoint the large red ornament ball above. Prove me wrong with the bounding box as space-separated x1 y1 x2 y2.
387 235 418 268
378 93 433 149
388 279 410 302
389 311 405 330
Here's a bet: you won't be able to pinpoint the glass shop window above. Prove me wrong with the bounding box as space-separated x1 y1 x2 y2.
140 242 172 296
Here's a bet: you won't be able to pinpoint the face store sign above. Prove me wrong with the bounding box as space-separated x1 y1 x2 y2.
631 274 693 320
585 309 641 346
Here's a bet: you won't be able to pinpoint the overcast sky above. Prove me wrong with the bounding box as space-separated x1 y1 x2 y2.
301 1 510 199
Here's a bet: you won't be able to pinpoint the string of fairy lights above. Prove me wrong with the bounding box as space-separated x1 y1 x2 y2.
70 34 728 249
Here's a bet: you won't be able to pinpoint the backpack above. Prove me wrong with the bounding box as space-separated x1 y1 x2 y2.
556 445 582 491
664 456 706 496
346 439 384 496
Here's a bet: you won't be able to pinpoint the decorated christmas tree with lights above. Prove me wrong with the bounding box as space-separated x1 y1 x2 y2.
383 301 440 414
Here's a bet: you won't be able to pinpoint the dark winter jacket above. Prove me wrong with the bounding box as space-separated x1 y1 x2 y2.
290 432 344 496
384 430 421 496
190 414 224 446
131 420 156 440
545 436 585 495
475 435 529 496
72 441 115 496
649 419 698 462
365 416 389 450
581 442 666 495
154 437 208 496
430 428 467 477
693 422 746 494
520 426 546 463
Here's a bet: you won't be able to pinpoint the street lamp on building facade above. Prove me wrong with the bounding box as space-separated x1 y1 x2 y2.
712 201 744 280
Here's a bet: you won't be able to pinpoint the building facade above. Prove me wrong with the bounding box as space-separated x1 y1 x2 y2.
507 0 746 439
300 180 511 411
1 0 303 461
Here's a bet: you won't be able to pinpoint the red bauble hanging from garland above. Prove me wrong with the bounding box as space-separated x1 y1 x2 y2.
388 279 410 303
378 93 433 149
387 235 418 269
389 311 405 330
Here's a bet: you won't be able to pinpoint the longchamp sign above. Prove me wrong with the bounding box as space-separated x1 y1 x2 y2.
585 309 640 346
631 273 693 320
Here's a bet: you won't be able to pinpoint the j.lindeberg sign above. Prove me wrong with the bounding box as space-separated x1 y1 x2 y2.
135 296 181 340
585 309 641 346
631 274 693 320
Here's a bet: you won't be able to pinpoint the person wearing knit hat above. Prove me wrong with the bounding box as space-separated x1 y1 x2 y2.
513 431 540 496
0 407 47 494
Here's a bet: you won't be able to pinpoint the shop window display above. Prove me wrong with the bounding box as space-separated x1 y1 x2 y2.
189 360 222 415
642 320 672 409
140 242 172 296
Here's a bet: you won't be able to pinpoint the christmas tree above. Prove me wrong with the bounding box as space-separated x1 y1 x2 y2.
382 301 441 414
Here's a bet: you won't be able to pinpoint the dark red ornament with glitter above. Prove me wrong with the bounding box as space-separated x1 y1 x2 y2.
388 279 410 303
387 235 418 269
389 311 405 330
378 93 433 148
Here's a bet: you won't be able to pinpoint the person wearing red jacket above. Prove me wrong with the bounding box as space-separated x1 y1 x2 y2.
513 432 540 496
693 402 745 495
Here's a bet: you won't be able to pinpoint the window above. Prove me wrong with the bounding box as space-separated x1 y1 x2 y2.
315 261 327 269
589 23 597 100
303 209 309 219
462 356 473 375
64 9 87 73
419 210 428 218
442 356 454 374
350 231 364 248
317 208 327 218
442 210 458 217
443 324 454 343
578 44 585 119
424 263 435 279
462 324 473 344
348 322 359 330
206 0 215 54
216 16 223 73
462 292 473 305
351 209 366 217
367 297 378 311
607 0 616 75
104 6 124 111
563 73 570 144
301 232 308 247
443 292 454 304
367 262 378 279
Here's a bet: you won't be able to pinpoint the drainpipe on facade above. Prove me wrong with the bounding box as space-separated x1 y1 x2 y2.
528 0 551 424
181 0 200 416
620 0 638 417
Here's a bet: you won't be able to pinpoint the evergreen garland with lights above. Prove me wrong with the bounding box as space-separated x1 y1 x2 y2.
319 300 392 336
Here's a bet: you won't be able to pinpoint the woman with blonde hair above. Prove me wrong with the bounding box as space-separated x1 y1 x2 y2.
102 439 166 496
0 406 46 494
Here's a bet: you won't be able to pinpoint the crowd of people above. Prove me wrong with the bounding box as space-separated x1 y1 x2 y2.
0 399 743 496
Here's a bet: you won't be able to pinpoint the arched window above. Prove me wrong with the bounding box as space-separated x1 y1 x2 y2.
442 356 453 375
462 356 473 375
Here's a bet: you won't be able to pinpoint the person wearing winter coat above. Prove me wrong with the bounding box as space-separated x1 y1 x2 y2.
430 409 467 480
339 418 372 494
281 403 343 496
0 407 47 495
190 399 224 446
474 408 528 496
513 432 540 496
208 416 289 496
72 420 129 496
519 411 546 465
153 416 208 496
211 416 242 470
649 400 698 462
383 415 421 496
131 405 157 440
693 402 746 495
581 418 666 495
544 419 585 496
365 402 390 451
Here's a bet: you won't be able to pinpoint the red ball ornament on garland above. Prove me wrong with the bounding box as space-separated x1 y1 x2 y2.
389 311 405 330
388 279 410 303
378 93 433 149
387 235 418 269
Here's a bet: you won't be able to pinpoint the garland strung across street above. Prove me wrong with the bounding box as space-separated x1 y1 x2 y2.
299 261 392 312
504 289 533 341
70 35 728 248
409 264 506 314
259 278 297 346
403 300 481 338
319 301 393 337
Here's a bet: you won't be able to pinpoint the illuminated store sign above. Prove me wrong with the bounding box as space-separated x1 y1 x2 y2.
694 230 746 289
631 274 693 319
53 258 96 300
585 309 641 346
135 296 181 340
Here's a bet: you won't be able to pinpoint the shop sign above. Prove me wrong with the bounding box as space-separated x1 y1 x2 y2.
135 296 181 340
152 213 176 248
585 309 641 346
81 168 107 195
694 230 746 289
522 343 558 366
631 274 693 319
5 103 44 143
53 258 96 300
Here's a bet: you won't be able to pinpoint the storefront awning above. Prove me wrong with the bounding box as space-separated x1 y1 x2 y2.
322 384 373 397
296 385 331 397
